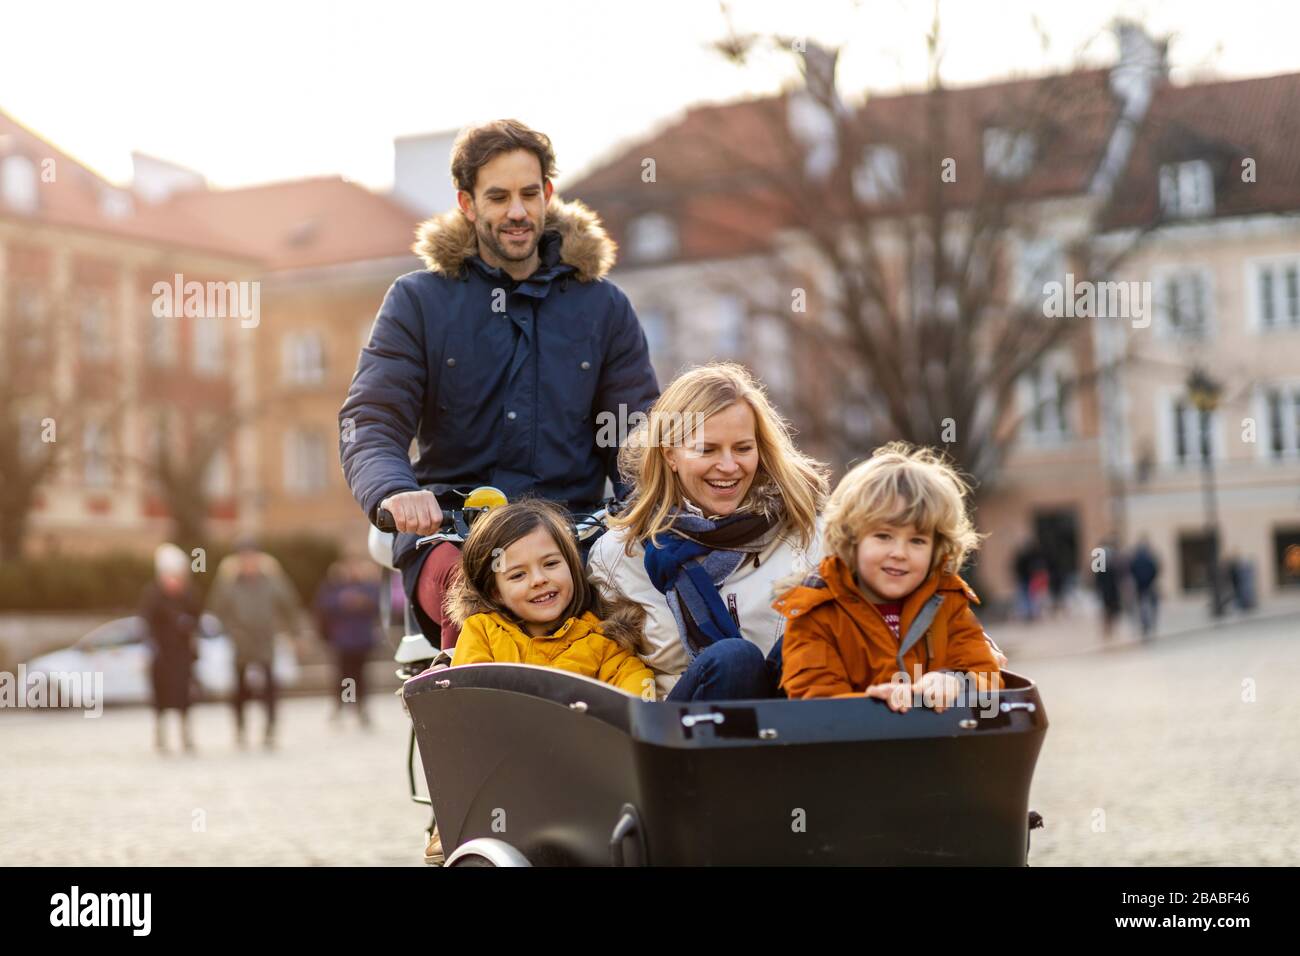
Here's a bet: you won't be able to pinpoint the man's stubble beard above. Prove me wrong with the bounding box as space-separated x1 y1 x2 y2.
475 212 545 265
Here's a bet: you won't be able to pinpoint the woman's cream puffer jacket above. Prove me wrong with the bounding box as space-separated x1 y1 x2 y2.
587 519 823 699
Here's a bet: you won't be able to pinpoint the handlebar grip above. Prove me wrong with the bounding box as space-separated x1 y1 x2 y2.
375 507 458 536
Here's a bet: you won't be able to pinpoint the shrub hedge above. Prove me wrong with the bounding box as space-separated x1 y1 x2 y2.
0 535 341 613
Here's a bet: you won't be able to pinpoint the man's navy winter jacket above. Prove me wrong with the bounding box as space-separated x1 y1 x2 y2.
339 198 659 569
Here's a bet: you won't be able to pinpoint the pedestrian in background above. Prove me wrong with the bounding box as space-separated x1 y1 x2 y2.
1044 549 1067 617
1012 538 1045 621
139 543 201 754
1094 539 1124 639
1128 536 1160 640
313 554 381 727
206 538 303 749
1225 551 1258 613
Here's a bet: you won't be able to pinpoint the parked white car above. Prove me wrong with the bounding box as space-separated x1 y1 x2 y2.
24 614 299 706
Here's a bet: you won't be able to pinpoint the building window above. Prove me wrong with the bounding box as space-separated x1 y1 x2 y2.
1177 530 1216 592
625 213 678 263
0 154 39 213
1157 269 1211 339
142 410 174 489
1275 528 1300 589
78 293 113 361
712 294 745 359
282 332 326 386
1254 259 1300 330
753 314 790 400
203 446 233 498
853 145 904 202
1159 159 1214 219
637 305 673 370
17 405 49 469
909 237 935 316
787 91 838 180
1169 398 1217 466
83 420 112 489
1019 356 1072 443
1013 237 1065 306
98 187 133 220
148 309 178 366
193 316 224 374
13 286 48 357
983 128 1035 181
1262 386 1300 459
283 428 329 494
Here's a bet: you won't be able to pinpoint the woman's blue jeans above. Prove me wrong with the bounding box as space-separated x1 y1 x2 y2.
666 638 784 702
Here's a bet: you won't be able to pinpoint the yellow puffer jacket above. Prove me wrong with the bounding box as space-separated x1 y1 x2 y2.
452 610 654 698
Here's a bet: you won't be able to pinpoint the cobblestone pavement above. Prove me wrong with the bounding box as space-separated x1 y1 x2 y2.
1024 613 1300 866
2 614 1296 866
0 693 429 866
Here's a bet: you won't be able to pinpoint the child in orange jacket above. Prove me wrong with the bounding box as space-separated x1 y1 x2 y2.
774 443 1005 710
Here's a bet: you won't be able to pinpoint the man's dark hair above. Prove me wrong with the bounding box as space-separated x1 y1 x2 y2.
450 119 558 196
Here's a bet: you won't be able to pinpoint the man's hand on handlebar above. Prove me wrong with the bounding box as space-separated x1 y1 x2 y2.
378 490 444 534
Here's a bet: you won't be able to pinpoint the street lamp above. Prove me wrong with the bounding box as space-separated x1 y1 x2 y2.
1186 367 1224 617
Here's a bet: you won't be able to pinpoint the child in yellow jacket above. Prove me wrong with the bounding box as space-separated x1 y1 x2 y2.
445 498 655 698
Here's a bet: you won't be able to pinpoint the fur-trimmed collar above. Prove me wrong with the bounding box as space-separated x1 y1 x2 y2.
411 196 617 281
446 587 646 650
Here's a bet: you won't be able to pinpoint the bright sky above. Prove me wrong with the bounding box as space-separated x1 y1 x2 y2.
3 0 1296 193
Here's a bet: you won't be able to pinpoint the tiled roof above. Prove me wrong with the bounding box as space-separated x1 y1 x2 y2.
0 107 254 260
1101 72 1300 228
570 69 1120 262
144 176 422 271
1 107 420 269
568 69 1119 260
568 67 1300 262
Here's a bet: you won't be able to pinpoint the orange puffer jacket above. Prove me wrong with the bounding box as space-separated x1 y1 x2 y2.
773 554 1003 699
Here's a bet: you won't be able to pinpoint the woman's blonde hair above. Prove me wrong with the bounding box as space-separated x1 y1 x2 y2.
610 363 827 552
445 498 645 651
823 442 983 576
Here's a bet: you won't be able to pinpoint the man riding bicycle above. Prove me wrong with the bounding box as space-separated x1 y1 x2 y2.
339 119 659 650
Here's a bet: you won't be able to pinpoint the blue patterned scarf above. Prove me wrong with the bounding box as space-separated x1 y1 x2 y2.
642 499 783 660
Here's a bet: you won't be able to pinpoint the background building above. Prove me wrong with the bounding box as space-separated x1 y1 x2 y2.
563 28 1300 610
4 32 1298 612
0 109 256 558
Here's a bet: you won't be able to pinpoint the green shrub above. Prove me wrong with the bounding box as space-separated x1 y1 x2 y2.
0 535 340 612
0 553 153 613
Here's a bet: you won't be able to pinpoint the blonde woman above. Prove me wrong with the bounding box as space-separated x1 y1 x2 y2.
587 363 829 700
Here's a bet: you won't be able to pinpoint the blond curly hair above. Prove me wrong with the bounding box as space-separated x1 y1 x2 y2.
823 442 984 575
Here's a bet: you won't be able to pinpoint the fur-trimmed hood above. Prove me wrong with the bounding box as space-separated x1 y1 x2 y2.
411 196 617 282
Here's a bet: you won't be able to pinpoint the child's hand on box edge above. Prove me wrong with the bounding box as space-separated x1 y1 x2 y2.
917 671 963 712
865 682 912 713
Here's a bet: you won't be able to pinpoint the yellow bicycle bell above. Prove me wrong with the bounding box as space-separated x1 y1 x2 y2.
463 486 508 511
